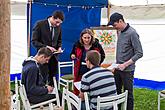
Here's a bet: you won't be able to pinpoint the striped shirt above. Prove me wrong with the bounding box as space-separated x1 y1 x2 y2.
81 66 117 110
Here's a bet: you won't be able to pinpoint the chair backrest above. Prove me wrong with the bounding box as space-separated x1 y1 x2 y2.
19 85 31 110
84 92 90 110
62 88 81 110
58 61 74 77
53 77 60 106
97 90 128 110
58 61 74 89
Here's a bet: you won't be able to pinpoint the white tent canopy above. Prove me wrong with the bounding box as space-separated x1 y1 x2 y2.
110 4 165 19
11 0 165 6
110 0 165 6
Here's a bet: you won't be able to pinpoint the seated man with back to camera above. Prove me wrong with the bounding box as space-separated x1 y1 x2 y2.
79 50 117 110
21 47 61 104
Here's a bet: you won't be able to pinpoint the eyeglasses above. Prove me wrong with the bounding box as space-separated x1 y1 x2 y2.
85 58 88 62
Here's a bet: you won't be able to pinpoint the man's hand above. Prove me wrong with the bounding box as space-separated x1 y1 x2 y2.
46 46 56 52
117 59 134 71
117 64 126 71
57 47 62 52
79 91 84 101
47 86 54 93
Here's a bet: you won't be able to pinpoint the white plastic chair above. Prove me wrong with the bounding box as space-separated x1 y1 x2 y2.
84 92 90 110
58 61 74 90
19 77 60 110
11 77 20 110
62 88 81 110
158 90 165 110
62 88 90 110
97 90 128 110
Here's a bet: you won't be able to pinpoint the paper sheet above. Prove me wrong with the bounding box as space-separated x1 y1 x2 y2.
53 49 65 54
107 63 119 70
74 81 81 90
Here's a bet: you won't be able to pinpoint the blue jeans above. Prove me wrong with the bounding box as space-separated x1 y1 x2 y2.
81 101 86 110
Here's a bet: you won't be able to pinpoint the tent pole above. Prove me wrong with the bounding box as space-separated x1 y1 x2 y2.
27 0 32 56
107 0 111 23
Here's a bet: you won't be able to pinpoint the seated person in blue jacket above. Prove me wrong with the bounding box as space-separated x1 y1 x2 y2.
21 47 61 104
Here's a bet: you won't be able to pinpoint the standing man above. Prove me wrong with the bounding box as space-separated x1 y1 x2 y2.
32 10 64 86
79 50 117 110
107 12 143 110
21 47 58 104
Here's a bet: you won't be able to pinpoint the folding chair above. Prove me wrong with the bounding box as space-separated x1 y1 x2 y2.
158 90 165 110
11 77 20 110
62 88 81 110
58 61 74 90
97 90 128 110
19 77 60 110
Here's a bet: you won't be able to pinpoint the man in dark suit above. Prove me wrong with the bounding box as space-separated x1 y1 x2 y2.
32 10 64 86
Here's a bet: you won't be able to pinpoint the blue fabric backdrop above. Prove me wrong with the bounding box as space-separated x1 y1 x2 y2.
30 2 102 62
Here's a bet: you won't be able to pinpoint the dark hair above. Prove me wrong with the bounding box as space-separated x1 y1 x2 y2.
107 12 125 25
79 28 95 45
86 50 101 66
37 47 53 57
52 10 64 21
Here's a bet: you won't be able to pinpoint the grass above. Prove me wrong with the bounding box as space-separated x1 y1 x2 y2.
134 88 165 110
10 82 15 90
10 82 165 110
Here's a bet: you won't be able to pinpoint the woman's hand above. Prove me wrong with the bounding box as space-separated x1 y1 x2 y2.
71 54 76 59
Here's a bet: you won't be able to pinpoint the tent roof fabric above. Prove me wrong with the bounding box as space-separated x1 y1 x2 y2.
33 0 108 7
110 4 165 19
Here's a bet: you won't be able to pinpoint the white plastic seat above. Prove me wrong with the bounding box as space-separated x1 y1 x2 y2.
97 90 128 110
62 88 81 110
19 77 60 110
58 61 74 90
158 90 165 110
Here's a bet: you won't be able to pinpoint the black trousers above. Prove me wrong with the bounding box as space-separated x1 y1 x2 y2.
114 70 134 110
28 90 62 104
48 55 58 86
39 55 58 86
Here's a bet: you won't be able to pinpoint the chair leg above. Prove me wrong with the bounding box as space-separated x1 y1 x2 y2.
67 82 69 90
158 92 160 110
17 100 20 110
72 82 73 90
113 102 118 110
49 103 53 110
123 100 127 110
58 80 61 90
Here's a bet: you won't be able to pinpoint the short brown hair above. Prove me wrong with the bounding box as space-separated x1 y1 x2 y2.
86 50 100 66
52 10 64 21
37 47 53 57
79 28 95 45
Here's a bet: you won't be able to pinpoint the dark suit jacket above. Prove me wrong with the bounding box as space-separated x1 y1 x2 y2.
32 19 62 50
